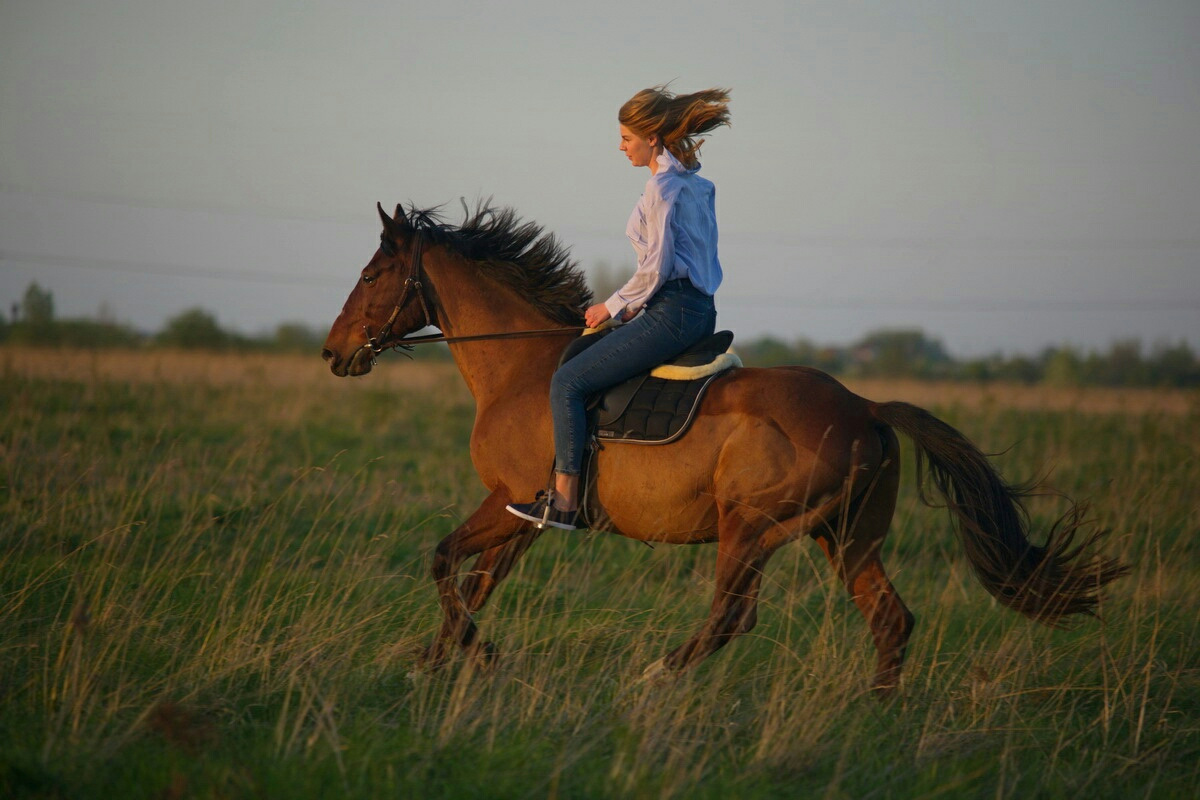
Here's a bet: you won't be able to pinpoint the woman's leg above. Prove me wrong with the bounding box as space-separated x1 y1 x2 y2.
553 473 580 511
548 285 716 508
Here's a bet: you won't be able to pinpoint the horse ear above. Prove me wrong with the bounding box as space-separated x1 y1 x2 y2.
377 202 395 231
377 202 413 236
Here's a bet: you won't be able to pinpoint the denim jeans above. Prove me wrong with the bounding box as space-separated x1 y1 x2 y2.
551 280 717 476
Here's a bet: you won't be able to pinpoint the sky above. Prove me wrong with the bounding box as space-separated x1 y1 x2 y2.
2 0 1198 357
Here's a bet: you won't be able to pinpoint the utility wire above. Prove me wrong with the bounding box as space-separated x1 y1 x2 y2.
0 249 345 287
4 249 1198 313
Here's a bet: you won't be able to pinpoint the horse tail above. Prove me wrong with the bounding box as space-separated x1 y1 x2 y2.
870 401 1128 625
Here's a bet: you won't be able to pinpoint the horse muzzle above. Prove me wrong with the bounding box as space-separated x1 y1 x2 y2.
321 346 375 377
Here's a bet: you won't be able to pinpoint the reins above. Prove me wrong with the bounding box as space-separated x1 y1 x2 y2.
387 326 586 350
357 229 585 363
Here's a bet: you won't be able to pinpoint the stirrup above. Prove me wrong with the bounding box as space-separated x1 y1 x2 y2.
505 490 580 531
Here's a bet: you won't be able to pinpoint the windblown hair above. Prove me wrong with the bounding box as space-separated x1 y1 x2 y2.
404 202 592 326
620 86 732 169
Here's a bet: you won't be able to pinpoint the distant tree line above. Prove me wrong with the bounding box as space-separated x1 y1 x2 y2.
1 282 378 357
4 282 1198 386
737 329 1200 388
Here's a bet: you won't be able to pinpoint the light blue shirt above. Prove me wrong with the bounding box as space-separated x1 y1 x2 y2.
603 150 722 319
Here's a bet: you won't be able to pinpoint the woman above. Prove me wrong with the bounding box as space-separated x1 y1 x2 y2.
507 85 731 531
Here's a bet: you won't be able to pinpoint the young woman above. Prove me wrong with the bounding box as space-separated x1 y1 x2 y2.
507 86 731 530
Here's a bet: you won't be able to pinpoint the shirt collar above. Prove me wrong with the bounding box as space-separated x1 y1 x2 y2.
655 149 697 176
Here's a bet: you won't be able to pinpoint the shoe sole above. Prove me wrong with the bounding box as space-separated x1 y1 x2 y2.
505 504 579 531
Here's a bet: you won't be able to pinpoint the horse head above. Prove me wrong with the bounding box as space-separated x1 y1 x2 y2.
322 203 438 376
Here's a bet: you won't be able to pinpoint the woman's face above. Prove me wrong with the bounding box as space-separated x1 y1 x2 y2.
619 125 658 168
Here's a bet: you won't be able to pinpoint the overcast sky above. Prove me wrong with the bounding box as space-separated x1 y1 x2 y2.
2 0 1198 356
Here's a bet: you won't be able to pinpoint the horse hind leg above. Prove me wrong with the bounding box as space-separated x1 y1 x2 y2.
812 441 914 695
822 545 914 695
655 526 770 676
650 481 873 681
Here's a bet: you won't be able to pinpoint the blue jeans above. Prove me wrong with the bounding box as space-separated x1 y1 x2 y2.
551 280 717 476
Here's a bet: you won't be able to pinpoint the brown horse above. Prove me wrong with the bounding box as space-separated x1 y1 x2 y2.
322 202 1127 693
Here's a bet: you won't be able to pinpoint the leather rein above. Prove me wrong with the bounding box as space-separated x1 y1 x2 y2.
357 230 585 364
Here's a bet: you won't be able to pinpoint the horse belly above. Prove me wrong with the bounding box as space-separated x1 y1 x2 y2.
592 443 720 543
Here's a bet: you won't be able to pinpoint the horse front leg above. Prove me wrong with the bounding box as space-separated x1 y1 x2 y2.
422 490 528 670
459 529 544 614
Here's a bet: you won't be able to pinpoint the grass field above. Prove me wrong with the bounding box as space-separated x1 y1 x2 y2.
2 346 1197 798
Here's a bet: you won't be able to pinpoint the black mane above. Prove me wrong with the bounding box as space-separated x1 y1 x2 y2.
404 201 593 326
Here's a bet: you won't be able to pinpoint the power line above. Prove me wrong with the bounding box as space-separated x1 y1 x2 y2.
717 296 1200 312
0 249 346 288
4 248 1198 315
718 234 1200 252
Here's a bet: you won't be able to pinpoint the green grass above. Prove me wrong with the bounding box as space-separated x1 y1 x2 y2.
1 349 1197 798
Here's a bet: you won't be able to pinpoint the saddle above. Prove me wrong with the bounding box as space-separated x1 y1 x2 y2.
557 329 739 445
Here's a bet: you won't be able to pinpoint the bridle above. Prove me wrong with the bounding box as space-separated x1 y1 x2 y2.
361 231 433 358
355 229 585 365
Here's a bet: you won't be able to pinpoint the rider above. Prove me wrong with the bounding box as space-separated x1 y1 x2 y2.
506 85 731 531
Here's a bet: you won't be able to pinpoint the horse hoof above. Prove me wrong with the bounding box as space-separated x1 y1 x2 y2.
419 643 449 672
471 640 499 670
639 657 672 684
871 681 900 701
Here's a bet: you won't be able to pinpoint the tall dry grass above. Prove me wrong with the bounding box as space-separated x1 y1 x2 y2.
1 346 1196 798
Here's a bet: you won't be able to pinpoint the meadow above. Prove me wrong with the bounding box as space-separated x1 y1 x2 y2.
1 346 1197 799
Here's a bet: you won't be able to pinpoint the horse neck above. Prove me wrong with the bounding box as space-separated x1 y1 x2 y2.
424 254 574 404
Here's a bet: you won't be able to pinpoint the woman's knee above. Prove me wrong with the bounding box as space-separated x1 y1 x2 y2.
550 370 588 405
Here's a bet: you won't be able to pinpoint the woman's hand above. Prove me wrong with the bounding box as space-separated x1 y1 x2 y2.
584 303 612 328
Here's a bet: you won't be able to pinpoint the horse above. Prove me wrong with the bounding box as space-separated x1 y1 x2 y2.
321 202 1128 694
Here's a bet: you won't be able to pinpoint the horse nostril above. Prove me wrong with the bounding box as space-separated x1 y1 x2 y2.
321 348 335 363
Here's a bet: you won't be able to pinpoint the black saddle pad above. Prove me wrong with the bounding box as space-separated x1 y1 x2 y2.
558 329 736 445
593 370 727 444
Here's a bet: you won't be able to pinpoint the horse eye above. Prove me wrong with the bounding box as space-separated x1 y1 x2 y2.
362 274 377 286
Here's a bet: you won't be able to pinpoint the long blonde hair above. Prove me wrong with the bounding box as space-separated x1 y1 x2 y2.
619 86 731 169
